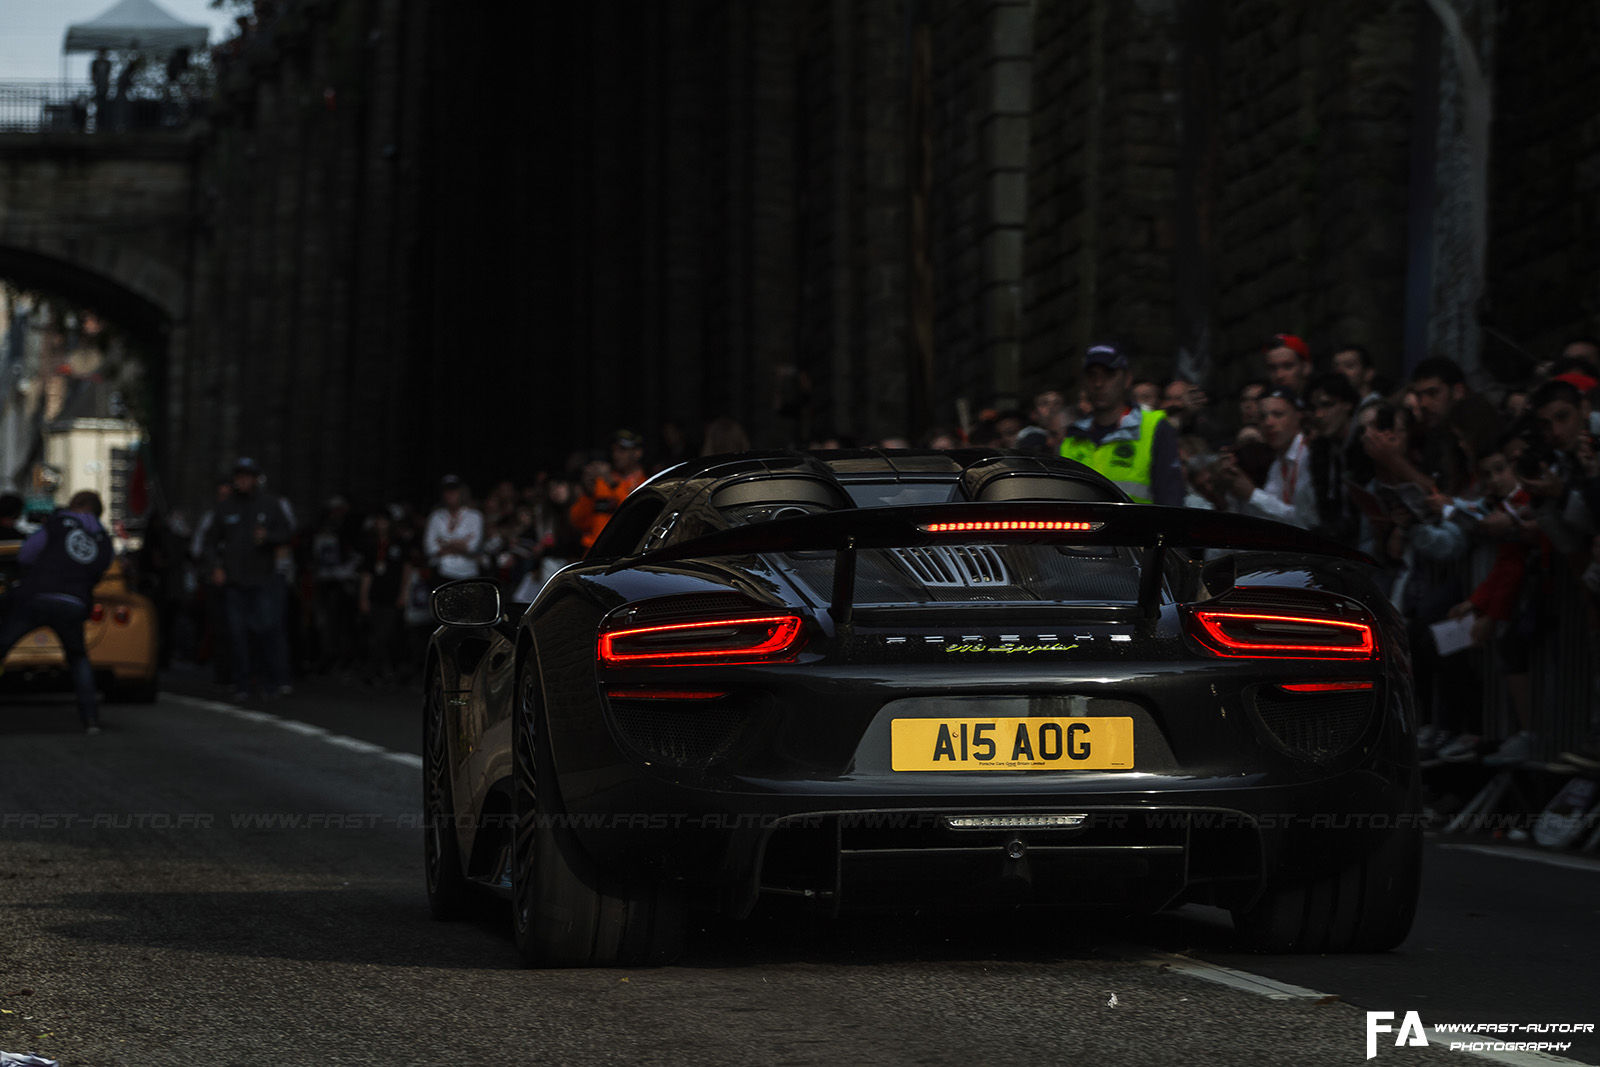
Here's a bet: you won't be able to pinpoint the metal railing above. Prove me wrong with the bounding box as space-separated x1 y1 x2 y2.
0 79 203 134
1417 541 1594 761
0 80 92 132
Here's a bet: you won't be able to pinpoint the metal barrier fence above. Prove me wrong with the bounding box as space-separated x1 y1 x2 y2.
0 80 202 133
1528 555 1594 759
1421 541 1594 760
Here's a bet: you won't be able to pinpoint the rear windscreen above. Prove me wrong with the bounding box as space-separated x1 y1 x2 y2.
843 483 962 508
781 543 1142 606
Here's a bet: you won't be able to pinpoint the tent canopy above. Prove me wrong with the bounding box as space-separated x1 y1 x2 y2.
63 0 209 55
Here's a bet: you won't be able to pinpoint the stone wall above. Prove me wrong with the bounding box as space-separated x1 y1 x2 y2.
1211 0 1415 395
177 0 432 510
1487 0 1600 375
150 0 1597 517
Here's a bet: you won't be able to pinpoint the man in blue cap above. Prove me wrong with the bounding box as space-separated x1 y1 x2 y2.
1058 344 1184 506
0 490 114 732
207 457 294 701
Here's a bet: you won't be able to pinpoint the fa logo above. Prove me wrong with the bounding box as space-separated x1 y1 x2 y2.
1367 1011 1428 1058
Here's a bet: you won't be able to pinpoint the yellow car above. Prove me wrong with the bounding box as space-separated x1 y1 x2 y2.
0 540 160 703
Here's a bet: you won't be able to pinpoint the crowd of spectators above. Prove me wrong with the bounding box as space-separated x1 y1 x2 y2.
977 332 1600 769
134 425 736 696
125 343 1600 771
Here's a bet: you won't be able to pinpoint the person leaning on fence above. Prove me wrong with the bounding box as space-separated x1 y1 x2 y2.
1529 377 1600 545
1436 441 1549 765
0 491 113 733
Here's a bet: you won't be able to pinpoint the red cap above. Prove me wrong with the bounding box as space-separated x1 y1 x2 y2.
1265 333 1310 362
1553 370 1599 393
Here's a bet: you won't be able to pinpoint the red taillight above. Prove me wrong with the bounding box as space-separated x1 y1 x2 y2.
1279 681 1374 693
1189 609 1377 659
918 520 1102 533
90 604 104 622
605 689 729 700
113 606 131 625
599 615 806 666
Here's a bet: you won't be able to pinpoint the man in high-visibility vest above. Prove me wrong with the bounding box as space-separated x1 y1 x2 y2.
570 429 649 552
1058 344 1184 506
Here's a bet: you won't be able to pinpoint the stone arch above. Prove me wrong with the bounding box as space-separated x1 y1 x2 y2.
0 243 173 346
0 136 194 335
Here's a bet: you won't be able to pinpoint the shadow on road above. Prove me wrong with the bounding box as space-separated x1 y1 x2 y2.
678 903 1247 969
41 887 522 971
38 882 1253 972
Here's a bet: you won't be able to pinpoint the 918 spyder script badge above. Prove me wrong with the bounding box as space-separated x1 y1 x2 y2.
942 642 1079 654
883 633 1127 654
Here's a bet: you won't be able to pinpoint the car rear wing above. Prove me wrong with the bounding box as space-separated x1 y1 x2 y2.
614 501 1374 624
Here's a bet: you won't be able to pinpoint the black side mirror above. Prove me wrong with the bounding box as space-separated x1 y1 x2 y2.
431 579 502 627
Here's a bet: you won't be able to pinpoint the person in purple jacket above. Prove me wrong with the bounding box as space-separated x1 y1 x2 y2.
0 490 114 732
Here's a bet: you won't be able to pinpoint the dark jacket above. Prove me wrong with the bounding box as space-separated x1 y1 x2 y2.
17 510 113 605
207 488 293 587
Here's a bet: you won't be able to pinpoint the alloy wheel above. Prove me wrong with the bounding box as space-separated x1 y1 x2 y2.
423 669 451 895
511 664 541 940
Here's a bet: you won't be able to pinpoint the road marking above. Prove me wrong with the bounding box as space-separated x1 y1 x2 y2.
1439 843 1600 874
1146 952 1326 1000
168 693 421 769
322 734 388 756
1147 953 1590 1065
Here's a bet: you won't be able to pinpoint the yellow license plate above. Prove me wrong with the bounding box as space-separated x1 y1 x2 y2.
891 717 1134 771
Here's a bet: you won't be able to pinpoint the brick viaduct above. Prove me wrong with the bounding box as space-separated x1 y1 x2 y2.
2 0 1598 520
0 132 195 391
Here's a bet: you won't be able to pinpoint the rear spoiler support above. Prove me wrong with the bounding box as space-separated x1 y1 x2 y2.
1138 534 1167 620
829 536 857 630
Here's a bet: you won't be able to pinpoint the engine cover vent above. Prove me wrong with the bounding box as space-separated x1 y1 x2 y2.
893 546 1010 587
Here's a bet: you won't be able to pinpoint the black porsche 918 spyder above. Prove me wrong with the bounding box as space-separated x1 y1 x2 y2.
424 450 1420 967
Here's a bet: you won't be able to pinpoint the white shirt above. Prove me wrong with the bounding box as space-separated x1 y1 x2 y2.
424 506 484 580
1242 433 1311 528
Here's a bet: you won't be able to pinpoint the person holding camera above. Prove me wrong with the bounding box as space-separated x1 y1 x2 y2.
1437 443 1546 765
1214 387 1312 527
0 491 113 732
570 430 648 552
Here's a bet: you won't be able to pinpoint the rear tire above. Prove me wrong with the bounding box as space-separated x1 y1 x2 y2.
423 665 474 920
1232 825 1421 953
510 658 686 967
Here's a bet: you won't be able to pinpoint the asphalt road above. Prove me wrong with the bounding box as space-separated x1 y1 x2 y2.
1 674 1596 1067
